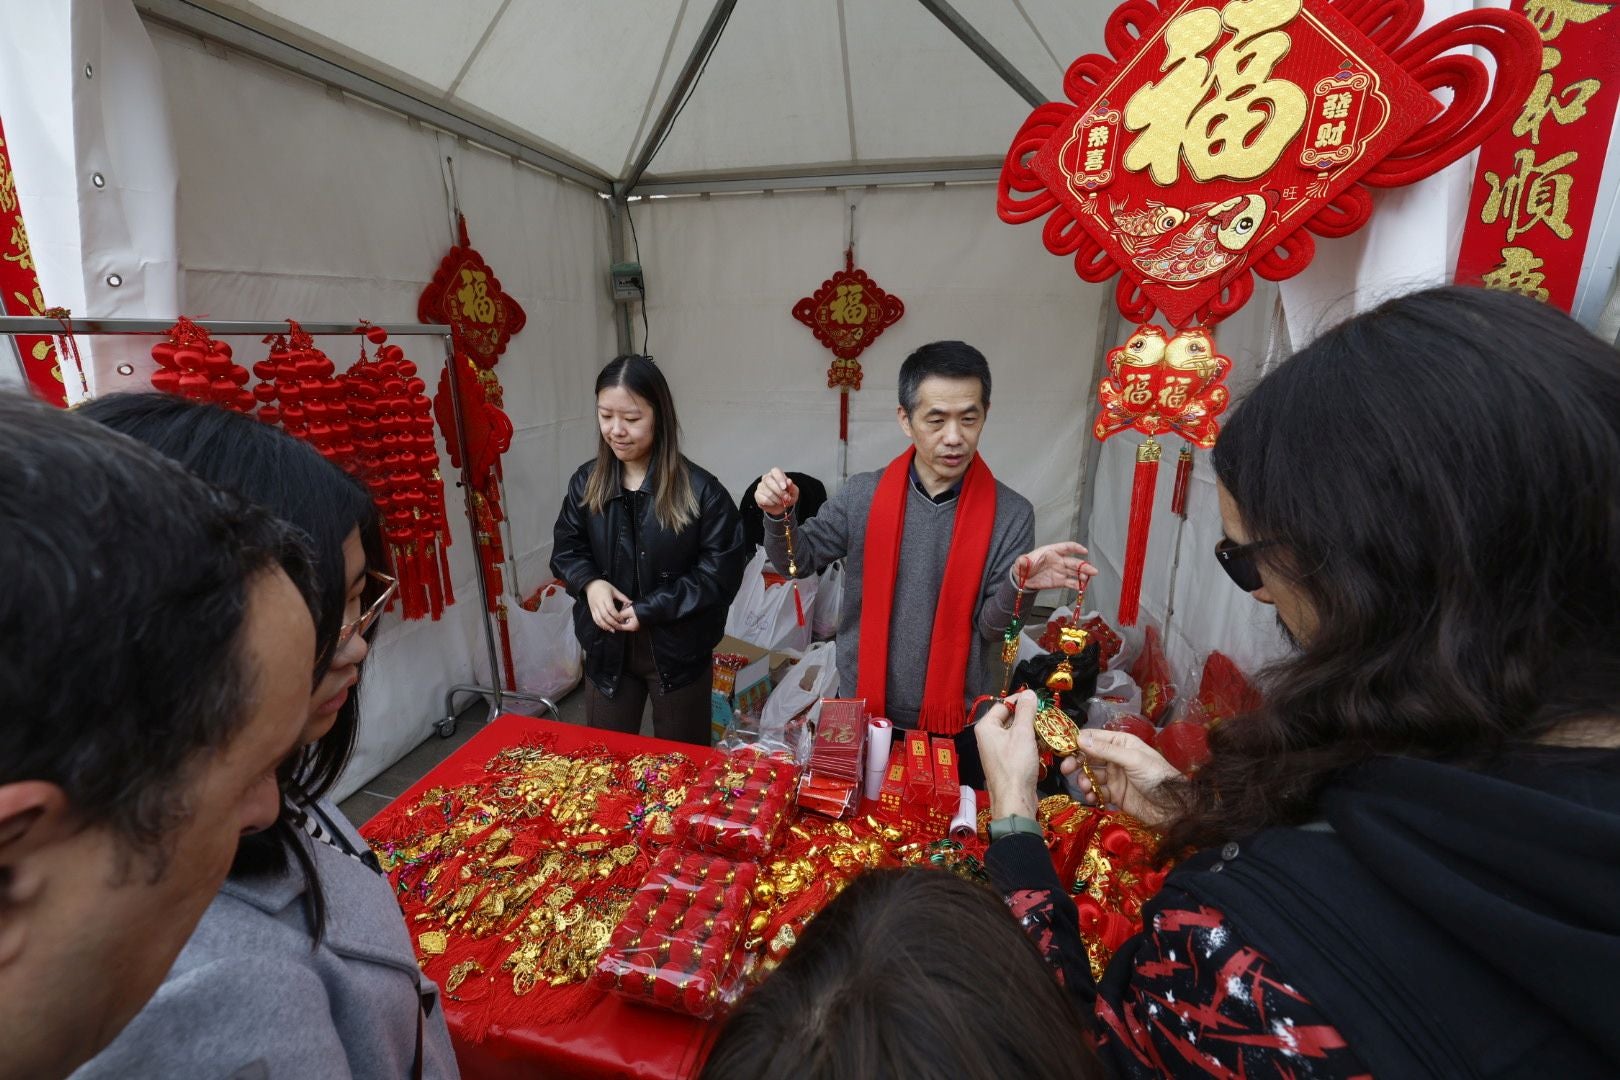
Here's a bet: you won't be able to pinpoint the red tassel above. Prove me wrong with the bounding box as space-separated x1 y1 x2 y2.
498 606 517 692
1170 446 1193 518
1118 438 1161 627
792 582 806 627
439 538 455 607
425 541 445 621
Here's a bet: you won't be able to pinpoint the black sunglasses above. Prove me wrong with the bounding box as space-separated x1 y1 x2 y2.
1214 537 1274 593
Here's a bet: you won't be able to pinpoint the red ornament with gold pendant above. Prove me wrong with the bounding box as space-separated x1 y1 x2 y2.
999 0 1537 623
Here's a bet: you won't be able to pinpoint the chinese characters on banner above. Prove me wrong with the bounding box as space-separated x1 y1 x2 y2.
1455 0 1620 310
0 115 66 405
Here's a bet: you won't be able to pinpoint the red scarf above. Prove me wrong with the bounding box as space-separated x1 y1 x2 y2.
856 448 998 734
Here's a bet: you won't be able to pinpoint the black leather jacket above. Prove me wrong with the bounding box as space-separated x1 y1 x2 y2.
550 457 746 697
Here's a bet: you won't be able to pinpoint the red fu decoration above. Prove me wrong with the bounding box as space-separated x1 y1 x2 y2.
793 250 905 443
999 0 1537 623
419 214 526 689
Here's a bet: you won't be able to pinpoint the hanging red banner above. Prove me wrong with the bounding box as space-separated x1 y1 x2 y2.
1455 0 1620 311
0 114 66 405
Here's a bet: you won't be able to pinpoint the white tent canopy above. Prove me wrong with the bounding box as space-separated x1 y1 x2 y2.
155 0 1104 187
5 0 1612 798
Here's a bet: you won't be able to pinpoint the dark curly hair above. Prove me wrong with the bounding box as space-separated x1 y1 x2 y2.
1163 285 1620 856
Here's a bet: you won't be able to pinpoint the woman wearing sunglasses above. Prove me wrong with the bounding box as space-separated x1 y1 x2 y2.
73 394 458 1080
976 286 1620 1078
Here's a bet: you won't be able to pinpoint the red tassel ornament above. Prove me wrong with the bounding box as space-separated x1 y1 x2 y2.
1117 438 1161 627
1093 325 1232 624
1170 446 1193 518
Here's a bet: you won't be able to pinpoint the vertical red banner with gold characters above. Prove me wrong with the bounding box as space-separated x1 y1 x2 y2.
1456 0 1620 310
0 113 66 405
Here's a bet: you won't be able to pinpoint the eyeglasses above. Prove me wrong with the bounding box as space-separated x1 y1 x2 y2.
1214 537 1274 593
337 570 398 647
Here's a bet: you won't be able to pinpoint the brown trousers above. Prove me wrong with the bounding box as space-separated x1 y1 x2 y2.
585 628 713 746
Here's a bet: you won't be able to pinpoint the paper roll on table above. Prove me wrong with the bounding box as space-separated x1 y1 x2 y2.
949 785 977 841
863 718 894 802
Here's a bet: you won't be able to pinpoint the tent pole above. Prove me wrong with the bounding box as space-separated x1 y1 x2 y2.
606 200 635 354
914 0 1046 109
619 0 739 197
1071 290 1120 605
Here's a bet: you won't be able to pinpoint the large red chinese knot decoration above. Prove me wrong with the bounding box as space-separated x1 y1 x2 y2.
419 214 527 368
420 215 526 689
792 250 905 444
1000 0 1537 622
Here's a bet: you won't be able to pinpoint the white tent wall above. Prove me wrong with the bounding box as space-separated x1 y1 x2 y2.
0 0 180 401
142 24 617 799
628 183 1104 550
628 182 1296 683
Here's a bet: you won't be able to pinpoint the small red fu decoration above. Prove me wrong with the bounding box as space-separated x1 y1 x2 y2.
793 250 904 442
999 0 1537 622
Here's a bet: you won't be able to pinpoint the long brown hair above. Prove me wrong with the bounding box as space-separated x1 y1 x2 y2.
701 869 1099 1080
583 354 698 532
1163 286 1620 858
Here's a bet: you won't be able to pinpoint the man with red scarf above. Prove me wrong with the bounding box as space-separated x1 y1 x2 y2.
756 340 1093 734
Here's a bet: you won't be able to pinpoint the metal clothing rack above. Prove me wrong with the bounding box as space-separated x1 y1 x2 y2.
0 314 555 735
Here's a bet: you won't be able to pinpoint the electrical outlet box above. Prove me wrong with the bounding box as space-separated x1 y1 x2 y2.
610 262 644 303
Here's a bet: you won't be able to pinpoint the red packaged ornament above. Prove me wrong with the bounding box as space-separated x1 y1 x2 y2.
1197 650 1262 727
1157 719 1212 774
1128 624 1177 725
675 749 799 860
592 847 758 1018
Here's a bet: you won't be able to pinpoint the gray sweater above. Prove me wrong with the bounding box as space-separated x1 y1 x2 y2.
765 465 1035 727
72 798 459 1080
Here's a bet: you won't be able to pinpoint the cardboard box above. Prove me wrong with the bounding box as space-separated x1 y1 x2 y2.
903 731 933 802
878 757 908 815
714 635 796 695
930 738 960 824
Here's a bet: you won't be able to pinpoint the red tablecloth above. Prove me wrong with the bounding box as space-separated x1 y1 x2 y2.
376 714 720 1080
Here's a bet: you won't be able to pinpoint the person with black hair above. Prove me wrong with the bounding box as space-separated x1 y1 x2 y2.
979 286 1620 1078
72 394 458 1080
700 867 1101 1080
754 340 1096 734
553 354 747 744
0 393 315 1080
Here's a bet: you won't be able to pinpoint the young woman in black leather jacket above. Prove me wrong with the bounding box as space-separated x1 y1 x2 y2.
551 354 746 744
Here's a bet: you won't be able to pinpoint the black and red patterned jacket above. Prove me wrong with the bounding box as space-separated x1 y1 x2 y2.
987 750 1620 1079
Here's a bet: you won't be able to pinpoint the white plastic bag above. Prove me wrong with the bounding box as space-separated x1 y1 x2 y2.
725 546 818 655
479 581 582 713
758 640 839 755
811 560 843 640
